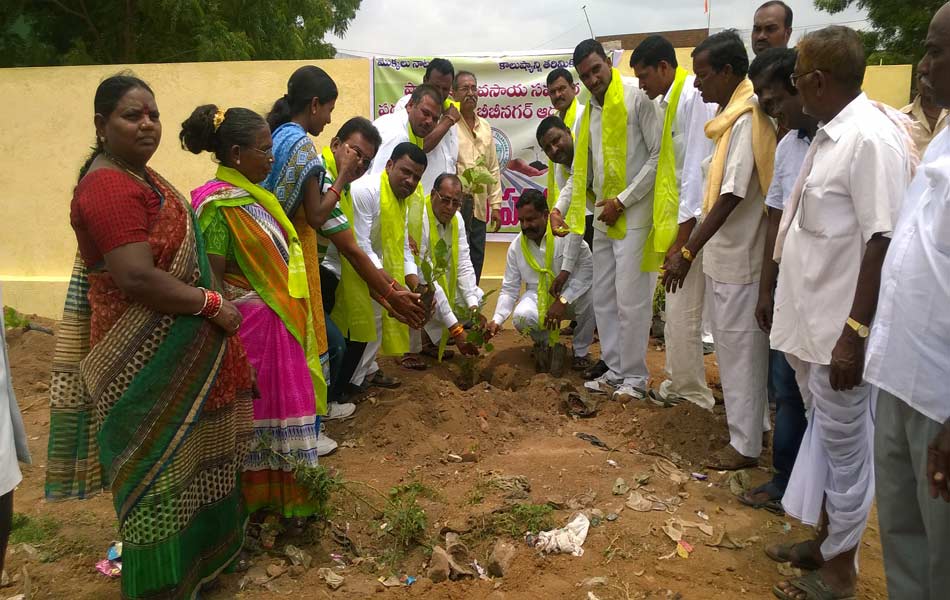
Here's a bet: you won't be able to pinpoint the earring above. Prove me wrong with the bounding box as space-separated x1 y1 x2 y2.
236 158 241 165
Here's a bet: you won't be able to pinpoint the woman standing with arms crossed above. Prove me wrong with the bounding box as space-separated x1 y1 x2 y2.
46 74 254 599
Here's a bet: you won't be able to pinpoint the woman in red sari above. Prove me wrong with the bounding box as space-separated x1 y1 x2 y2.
46 74 254 599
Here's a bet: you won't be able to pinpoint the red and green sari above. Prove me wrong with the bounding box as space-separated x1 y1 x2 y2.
46 167 254 599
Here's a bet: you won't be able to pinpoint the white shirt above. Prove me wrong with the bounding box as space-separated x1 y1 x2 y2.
555 76 662 232
771 94 910 365
658 75 717 223
765 130 812 211
418 208 483 327
702 113 768 284
363 109 458 195
492 231 593 325
865 124 950 423
348 174 418 278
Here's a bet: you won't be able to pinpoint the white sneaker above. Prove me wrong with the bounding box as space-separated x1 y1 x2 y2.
316 433 338 456
325 402 356 421
584 374 622 395
613 384 647 402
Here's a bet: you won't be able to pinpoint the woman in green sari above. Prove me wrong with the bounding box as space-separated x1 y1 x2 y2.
48 74 254 599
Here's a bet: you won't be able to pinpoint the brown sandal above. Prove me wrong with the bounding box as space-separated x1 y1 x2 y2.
399 354 428 371
705 445 758 470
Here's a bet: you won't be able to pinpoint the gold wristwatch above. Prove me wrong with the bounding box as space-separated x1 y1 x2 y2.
558 296 568 305
681 247 694 262
846 317 870 338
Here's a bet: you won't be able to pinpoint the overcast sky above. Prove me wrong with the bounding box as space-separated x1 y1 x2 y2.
325 0 869 56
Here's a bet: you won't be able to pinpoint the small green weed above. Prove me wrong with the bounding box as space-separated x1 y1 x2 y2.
3 307 29 329
10 513 60 545
489 503 555 538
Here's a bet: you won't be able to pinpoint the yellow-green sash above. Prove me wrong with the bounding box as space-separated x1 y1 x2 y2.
426 197 459 361
571 68 628 240
521 222 559 346
407 119 424 149
546 97 578 210
642 66 688 272
379 171 412 355
323 147 376 342
215 165 309 298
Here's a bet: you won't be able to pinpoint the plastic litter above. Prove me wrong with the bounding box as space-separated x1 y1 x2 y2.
529 513 590 556
284 544 313 569
96 559 121 578
575 432 610 450
612 478 630 495
691 472 708 481
676 540 693 558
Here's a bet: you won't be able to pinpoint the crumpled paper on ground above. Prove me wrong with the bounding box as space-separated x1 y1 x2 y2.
532 513 590 557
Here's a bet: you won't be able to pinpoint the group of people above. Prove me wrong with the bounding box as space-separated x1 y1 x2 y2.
13 0 945 598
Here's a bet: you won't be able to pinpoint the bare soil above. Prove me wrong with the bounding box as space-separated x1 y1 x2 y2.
2 318 888 599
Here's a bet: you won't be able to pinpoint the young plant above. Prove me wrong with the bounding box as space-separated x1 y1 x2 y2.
455 290 497 389
458 155 496 197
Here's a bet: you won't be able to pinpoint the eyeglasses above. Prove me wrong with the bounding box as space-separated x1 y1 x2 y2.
790 69 820 88
345 143 373 170
245 146 274 158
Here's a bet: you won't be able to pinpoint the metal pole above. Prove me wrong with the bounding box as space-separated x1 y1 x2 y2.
582 5 595 38
707 0 712 34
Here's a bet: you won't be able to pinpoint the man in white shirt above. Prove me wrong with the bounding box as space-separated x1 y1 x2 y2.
349 142 432 388
769 27 913 600
366 84 458 195
409 173 483 359
630 34 718 411
868 6 950 598
393 58 461 165
740 47 814 517
486 189 594 364
550 39 662 402
662 31 776 471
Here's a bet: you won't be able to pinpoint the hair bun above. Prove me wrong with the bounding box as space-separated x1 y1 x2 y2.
179 104 220 154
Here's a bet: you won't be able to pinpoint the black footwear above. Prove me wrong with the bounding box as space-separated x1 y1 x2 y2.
582 359 608 381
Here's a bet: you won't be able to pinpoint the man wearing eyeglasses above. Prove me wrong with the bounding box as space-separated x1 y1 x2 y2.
454 70 502 283
769 26 913 600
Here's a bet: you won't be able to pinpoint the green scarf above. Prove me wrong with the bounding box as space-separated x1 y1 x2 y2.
521 221 559 346
323 147 376 342
642 66 688 272
379 171 413 355
407 188 426 260
571 68 628 240
546 97 578 210
425 197 460 361
214 165 309 298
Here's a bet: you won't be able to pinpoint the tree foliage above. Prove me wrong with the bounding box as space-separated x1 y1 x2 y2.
814 0 943 66
0 0 362 67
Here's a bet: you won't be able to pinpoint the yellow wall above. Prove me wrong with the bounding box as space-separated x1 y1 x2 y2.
0 54 914 317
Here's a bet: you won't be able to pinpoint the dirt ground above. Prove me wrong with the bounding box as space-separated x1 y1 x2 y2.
2 317 888 599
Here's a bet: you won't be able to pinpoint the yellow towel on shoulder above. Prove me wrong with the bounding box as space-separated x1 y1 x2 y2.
702 78 776 214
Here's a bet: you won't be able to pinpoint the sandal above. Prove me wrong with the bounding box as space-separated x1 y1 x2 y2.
765 540 824 571
773 570 854 600
562 392 599 418
366 370 402 388
399 354 428 371
572 355 594 371
705 445 758 470
648 388 684 408
420 345 454 360
739 482 786 515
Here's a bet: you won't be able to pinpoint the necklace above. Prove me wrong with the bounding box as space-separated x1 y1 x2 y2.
103 151 165 204
103 151 148 183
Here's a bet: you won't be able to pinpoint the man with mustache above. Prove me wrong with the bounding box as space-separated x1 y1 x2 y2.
486 189 594 367
867 4 950 598
752 1 793 56
455 70 502 283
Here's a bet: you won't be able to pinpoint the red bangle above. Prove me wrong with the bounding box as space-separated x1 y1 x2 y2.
199 290 223 318
327 186 341 199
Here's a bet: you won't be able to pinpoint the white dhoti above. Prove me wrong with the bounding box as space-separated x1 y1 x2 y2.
592 227 656 388
661 248 715 410
511 290 595 357
782 356 875 561
351 301 383 385
706 276 770 458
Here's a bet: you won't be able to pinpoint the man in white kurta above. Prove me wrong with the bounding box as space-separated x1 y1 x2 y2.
412 173 484 353
348 144 428 387
366 84 458 196
488 190 594 361
866 7 950 598
770 26 912 599
551 40 662 402
631 35 718 410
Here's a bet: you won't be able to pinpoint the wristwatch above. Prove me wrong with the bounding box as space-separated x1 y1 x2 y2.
681 247 694 262
846 317 870 338
558 296 568 305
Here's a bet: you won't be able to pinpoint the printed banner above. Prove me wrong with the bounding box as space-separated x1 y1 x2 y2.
372 53 602 238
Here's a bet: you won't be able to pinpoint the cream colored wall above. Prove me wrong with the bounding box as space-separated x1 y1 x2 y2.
0 54 914 318
0 59 370 317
